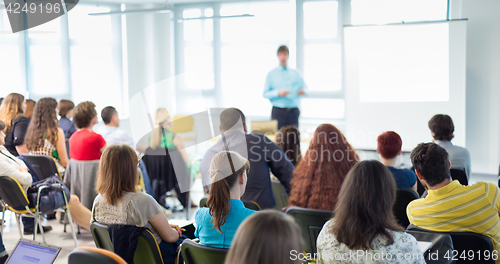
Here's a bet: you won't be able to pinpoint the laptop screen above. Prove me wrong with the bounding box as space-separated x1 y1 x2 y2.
7 240 59 264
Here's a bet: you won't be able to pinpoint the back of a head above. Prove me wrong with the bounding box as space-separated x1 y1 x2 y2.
26 98 59 150
73 101 97 129
96 145 138 206
428 114 454 141
58 99 75 118
24 99 36 120
220 108 246 132
207 151 249 233
101 106 118 125
410 142 451 187
225 211 303 264
332 160 402 250
377 131 402 159
276 126 302 166
0 93 25 131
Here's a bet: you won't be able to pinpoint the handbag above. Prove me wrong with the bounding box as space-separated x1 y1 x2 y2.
27 174 71 213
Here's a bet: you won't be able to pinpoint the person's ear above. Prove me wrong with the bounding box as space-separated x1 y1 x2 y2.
398 150 402 156
376 148 380 154
414 169 424 180
240 173 245 184
243 123 247 133
448 160 451 169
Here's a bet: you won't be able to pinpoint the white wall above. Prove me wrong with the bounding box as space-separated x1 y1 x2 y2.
451 0 500 174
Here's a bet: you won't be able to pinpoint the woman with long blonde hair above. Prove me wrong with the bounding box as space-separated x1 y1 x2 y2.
149 108 189 163
0 93 29 156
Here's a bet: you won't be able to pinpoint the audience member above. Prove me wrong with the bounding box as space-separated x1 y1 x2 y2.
317 160 424 264
0 97 3 106
195 151 255 248
58 99 77 140
0 233 7 263
288 124 358 210
24 99 36 120
26 98 69 174
92 145 183 264
200 108 294 209
276 126 302 167
224 211 303 264
407 143 500 251
69 101 106 160
0 93 29 156
148 108 189 164
377 131 417 192
428 114 471 179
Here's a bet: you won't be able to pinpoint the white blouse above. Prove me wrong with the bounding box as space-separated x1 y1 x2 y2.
317 219 425 264
0 145 32 189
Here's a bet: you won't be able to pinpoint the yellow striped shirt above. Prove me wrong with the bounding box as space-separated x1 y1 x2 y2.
407 180 500 253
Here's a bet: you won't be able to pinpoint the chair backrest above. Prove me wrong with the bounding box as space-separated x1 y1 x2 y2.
285 206 333 254
91 222 114 252
393 188 419 228
250 120 278 134
64 159 100 209
271 179 288 210
407 226 495 264
180 239 228 264
68 247 127 264
406 230 454 264
0 176 30 209
450 168 468 186
133 229 164 264
199 198 261 211
21 154 61 180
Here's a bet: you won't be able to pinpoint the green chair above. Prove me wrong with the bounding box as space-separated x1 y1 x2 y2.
271 179 288 209
91 222 114 252
285 206 333 254
134 229 164 264
178 239 228 264
68 247 127 264
199 197 261 211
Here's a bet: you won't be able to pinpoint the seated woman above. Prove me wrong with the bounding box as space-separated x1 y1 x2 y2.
276 126 302 167
148 108 189 164
316 160 425 264
92 145 183 264
58 99 77 140
0 93 30 156
288 124 359 210
224 211 303 264
69 101 106 160
195 151 254 248
377 131 417 192
24 99 36 121
0 120 92 232
26 98 69 174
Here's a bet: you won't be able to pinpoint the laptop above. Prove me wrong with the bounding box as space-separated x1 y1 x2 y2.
6 239 61 264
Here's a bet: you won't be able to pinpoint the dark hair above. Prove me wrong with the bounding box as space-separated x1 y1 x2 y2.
276 126 302 166
24 99 36 120
58 100 75 118
26 98 59 150
428 114 455 141
0 120 5 131
410 143 451 187
331 160 403 250
377 131 402 159
101 106 117 125
96 145 138 206
207 151 250 233
277 45 289 55
288 124 359 210
73 101 97 129
0 98 3 106
220 108 246 132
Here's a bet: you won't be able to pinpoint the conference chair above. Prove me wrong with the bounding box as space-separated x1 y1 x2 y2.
178 239 228 264
21 154 62 180
285 206 333 254
406 230 454 264
0 176 78 246
68 247 127 264
393 188 419 228
63 159 100 210
450 168 468 186
250 120 278 134
91 222 114 252
271 179 288 210
199 197 261 211
407 226 495 264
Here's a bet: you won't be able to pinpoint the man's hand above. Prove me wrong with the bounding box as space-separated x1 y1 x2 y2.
297 88 305 96
278 90 289 97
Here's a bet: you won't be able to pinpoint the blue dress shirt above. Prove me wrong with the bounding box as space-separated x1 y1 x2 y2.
59 117 77 140
263 65 307 108
195 199 256 248
387 166 417 189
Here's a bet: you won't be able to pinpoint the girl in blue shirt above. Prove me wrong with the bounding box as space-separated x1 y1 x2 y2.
195 151 255 248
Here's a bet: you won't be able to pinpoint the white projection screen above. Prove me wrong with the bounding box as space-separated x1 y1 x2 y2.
344 20 467 151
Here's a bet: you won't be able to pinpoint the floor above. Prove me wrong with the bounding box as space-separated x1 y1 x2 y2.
0 178 206 264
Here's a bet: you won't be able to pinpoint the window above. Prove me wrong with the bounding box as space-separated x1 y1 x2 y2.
0 12 25 96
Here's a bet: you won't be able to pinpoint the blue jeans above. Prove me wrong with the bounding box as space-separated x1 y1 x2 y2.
159 236 186 264
139 160 153 196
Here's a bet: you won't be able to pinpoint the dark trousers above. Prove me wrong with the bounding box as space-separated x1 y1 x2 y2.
271 106 300 130
159 236 186 264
